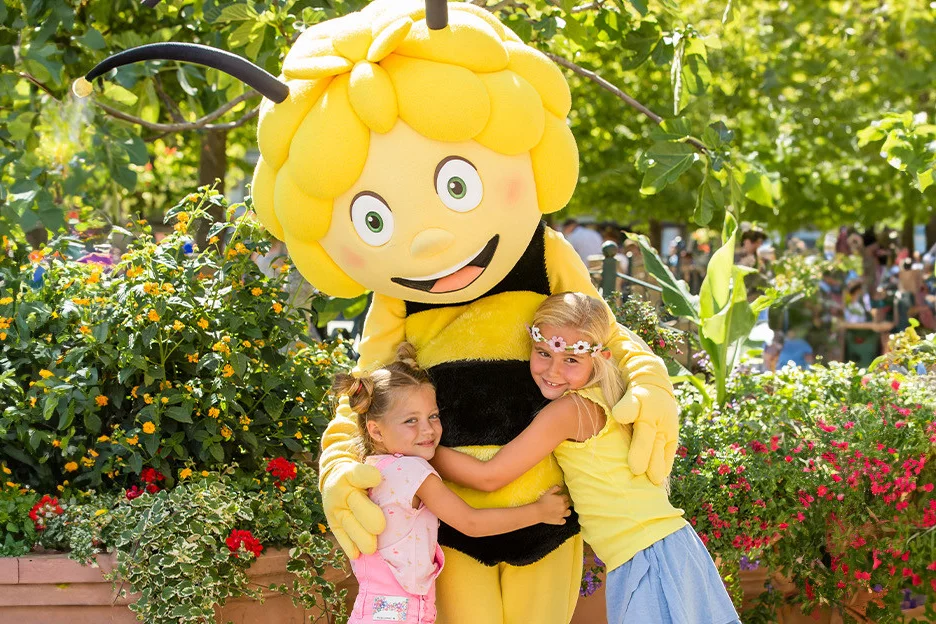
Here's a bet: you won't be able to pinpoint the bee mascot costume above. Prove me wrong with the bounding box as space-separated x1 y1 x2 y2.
76 1 678 621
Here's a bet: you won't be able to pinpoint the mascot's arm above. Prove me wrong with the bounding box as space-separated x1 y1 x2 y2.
543 227 678 485
318 295 405 558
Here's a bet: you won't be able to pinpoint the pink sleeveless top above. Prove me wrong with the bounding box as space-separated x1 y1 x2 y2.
365 454 442 595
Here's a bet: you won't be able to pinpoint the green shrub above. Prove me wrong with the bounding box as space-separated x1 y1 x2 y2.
0 188 351 494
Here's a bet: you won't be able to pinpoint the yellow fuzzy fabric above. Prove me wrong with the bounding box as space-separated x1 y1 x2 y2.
443 446 564 509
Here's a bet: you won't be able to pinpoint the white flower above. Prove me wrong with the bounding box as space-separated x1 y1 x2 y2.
529 325 544 342
571 341 591 355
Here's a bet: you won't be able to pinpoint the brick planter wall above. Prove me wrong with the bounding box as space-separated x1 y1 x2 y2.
0 548 349 624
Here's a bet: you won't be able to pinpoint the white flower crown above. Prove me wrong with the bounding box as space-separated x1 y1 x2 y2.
527 325 609 357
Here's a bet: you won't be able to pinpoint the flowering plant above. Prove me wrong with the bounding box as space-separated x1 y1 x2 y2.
0 187 351 495
671 359 936 621
35 460 346 623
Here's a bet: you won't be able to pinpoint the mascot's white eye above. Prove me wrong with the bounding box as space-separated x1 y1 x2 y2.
434 156 483 213
350 192 394 247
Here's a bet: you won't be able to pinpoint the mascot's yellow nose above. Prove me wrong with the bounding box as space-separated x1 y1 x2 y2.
410 228 455 258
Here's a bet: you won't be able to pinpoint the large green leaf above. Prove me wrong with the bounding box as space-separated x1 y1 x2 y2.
627 233 699 322
638 141 699 195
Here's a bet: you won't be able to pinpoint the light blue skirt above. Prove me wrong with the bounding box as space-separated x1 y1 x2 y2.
605 526 740 624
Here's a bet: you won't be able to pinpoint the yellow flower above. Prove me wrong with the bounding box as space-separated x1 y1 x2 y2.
131 386 139 399
161 283 175 293
0 332 6 341
239 415 251 426
208 236 219 245
294 432 303 440
295 396 304 404
160 396 169 404
179 468 193 479
147 309 160 322
222 364 235 378
1 466 9 475
95 509 108 517
81 457 95 468
89 449 99 458
126 266 143 278
197 318 209 330
39 369 54 379
126 436 139 446
173 320 185 331
142 422 156 434
222 335 231 343
0 297 13 305
64 462 78 472
186 353 199 363
97 435 110 443
95 395 108 406
79 325 91 335
201 470 210 477
251 287 262 296
318 523 328 534
272 302 283 314
85 272 100 285
52 439 60 448
242 340 252 348
212 341 230 355
143 282 159 295
208 407 220 419
143 393 153 404
71 298 90 305
51 311 58 319
220 426 233 438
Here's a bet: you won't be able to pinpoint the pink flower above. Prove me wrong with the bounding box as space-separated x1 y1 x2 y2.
547 336 567 353
843 421 855 430
891 379 900 391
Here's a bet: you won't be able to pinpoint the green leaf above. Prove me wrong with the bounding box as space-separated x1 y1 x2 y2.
681 38 710 96
102 83 138 106
76 28 106 51
699 213 738 319
43 396 59 421
83 411 102 435
166 406 193 424
627 0 649 15
215 3 259 22
626 233 700 322
123 134 149 166
650 117 692 142
129 453 143 475
638 142 698 195
208 443 225 463
231 352 248 378
702 121 734 148
694 173 723 226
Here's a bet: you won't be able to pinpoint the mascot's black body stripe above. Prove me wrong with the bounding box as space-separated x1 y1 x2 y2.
404 222 581 567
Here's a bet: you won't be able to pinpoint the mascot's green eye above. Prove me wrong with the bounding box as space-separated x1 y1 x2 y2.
434 156 482 213
365 212 383 232
350 192 394 247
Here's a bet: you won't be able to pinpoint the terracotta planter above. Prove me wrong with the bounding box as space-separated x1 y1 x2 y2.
0 547 349 623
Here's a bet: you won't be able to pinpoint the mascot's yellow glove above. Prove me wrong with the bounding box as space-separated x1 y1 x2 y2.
610 348 679 486
319 395 386 559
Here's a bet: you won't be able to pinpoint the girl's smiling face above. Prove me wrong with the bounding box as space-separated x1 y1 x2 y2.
529 324 595 400
366 385 443 460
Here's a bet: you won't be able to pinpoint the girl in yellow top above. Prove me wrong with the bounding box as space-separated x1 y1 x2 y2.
432 292 740 624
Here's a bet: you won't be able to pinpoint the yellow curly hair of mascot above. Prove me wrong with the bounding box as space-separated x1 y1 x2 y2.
251 0 578 297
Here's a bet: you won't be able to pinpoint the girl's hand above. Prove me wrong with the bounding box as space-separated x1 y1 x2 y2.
535 486 572 525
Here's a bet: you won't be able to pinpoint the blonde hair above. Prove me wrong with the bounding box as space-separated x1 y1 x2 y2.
332 343 433 457
251 0 579 297
532 292 625 407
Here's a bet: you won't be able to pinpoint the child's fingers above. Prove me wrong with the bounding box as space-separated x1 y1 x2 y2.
543 485 562 495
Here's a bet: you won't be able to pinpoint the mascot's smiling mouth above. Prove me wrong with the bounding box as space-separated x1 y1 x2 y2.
392 235 499 294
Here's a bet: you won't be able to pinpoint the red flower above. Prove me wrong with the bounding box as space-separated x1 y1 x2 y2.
126 485 143 500
140 468 165 484
226 529 263 559
265 457 298 486
28 495 64 531
891 379 901 391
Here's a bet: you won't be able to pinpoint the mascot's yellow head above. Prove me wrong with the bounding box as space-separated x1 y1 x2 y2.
251 0 579 303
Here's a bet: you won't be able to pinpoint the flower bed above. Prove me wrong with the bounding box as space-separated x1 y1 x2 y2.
0 189 352 622
672 357 936 622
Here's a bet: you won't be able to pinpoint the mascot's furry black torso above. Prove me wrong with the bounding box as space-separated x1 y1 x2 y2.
405 222 580 566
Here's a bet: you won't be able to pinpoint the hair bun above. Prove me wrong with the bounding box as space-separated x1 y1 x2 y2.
395 342 420 370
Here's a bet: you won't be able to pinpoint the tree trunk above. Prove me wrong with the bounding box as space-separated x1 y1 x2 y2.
196 130 228 249
648 218 662 252
926 211 936 250
901 209 915 252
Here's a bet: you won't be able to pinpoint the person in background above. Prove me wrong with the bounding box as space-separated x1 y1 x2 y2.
735 227 767 268
777 326 814 369
562 218 604 265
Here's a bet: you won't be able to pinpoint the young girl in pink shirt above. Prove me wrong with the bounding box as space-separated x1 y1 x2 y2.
332 344 571 624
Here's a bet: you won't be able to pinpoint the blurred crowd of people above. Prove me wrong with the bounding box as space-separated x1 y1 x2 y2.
560 217 936 372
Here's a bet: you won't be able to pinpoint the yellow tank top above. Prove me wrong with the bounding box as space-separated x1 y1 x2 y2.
552 386 687 572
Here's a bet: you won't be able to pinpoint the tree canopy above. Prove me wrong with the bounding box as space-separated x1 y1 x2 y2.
1 0 934 242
